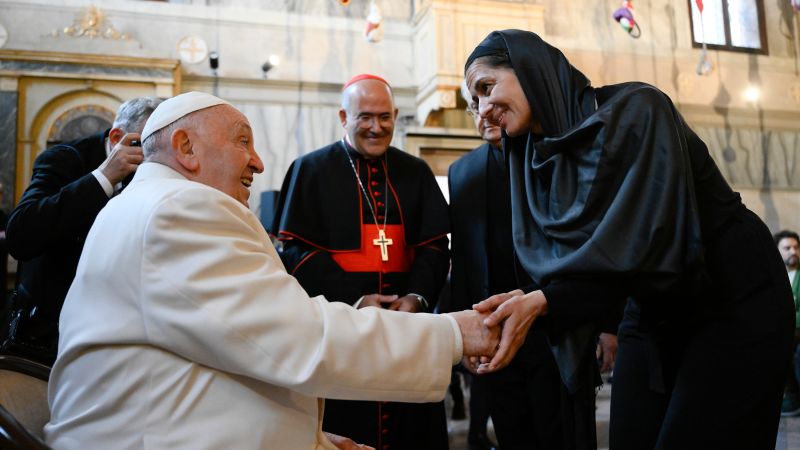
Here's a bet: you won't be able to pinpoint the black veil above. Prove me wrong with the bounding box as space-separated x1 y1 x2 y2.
467 29 704 294
465 30 706 391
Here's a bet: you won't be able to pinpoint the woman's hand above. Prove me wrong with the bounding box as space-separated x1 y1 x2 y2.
473 289 548 372
596 332 618 373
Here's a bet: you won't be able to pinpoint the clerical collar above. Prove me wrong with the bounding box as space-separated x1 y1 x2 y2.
341 137 362 159
340 136 386 162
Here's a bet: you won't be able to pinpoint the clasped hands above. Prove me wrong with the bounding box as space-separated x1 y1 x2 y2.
450 289 548 374
358 289 548 373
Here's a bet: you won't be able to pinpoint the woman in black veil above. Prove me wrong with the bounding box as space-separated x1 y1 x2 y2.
465 29 793 449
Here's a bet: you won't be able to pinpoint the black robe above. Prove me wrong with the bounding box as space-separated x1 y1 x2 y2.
272 141 450 304
467 29 794 449
448 143 599 450
3 131 110 365
272 140 450 449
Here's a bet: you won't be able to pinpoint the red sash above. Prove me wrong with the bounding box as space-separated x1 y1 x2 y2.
331 224 413 273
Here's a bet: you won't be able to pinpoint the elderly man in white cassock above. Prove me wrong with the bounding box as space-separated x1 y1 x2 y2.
45 92 500 450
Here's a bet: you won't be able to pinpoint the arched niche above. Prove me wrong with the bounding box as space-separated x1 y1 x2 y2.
16 87 123 200
46 104 116 147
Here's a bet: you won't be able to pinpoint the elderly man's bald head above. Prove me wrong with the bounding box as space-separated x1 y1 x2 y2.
341 77 394 109
339 78 398 159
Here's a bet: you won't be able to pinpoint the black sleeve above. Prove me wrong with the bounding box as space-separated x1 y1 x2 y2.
599 296 625 335
405 235 450 312
280 239 365 305
542 277 627 325
6 147 108 261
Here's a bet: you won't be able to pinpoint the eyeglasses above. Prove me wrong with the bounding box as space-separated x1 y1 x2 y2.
355 114 394 129
465 101 479 118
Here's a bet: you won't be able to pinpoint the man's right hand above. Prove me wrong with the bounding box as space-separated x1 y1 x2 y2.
448 310 500 357
357 293 398 309
324 432 375 450
473 289 548 373
99 132 144 185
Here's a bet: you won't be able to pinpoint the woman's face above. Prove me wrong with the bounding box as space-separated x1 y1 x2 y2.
465 62 533 137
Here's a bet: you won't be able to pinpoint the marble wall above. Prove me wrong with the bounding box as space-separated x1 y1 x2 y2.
0 55 175 211
233 101 342 217
0 0 418 85
0 0 798 230
694 124 800 232
696 125 800 190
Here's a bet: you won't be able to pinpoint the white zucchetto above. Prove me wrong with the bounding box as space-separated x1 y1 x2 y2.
141 91 231 142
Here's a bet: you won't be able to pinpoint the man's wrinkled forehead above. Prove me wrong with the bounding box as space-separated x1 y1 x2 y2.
231 119 253 136
342 79 395 112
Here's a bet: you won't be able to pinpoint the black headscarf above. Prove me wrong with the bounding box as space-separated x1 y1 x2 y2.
465 30 705 293
466 30 595 140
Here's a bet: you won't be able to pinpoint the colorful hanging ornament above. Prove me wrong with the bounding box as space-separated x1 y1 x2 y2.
338 0 351 5
695 0 713 76
612 1 641 38
365 0 384 43
791 0 800 63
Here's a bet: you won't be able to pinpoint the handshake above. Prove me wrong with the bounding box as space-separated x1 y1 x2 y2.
448 289 548 374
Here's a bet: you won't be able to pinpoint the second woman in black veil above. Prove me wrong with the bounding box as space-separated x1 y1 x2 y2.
464 29 793 449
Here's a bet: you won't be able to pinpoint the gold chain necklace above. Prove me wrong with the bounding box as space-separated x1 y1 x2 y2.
341 140 393 261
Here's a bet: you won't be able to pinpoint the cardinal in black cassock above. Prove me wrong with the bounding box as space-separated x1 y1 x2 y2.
272 74 450 450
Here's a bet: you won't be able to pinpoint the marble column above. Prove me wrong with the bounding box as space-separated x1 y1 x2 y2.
0 89 17 214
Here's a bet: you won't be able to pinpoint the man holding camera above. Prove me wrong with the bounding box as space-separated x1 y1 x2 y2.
2 96 162 365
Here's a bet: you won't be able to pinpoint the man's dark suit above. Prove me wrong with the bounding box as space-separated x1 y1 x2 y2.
448 143 598 450
4 131 110 365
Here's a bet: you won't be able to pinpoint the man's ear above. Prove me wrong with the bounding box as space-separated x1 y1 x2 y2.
171 129 198 172
108 127 125 148
338 109 348 128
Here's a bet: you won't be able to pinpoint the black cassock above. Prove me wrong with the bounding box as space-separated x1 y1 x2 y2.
272 140 450 450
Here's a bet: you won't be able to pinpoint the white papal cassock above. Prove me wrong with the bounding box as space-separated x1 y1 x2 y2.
45 162 461 450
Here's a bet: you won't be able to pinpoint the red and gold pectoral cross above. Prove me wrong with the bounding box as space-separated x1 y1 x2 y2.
372 229 393 262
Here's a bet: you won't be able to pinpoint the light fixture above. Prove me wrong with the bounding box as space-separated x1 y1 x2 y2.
261 54 281 78
209 51 219 75
743 86 760 103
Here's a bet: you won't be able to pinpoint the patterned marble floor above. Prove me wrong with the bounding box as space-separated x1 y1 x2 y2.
777 415 800 450
446 376 611 450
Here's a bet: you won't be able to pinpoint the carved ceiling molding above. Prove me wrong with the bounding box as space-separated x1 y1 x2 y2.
52 5 132 41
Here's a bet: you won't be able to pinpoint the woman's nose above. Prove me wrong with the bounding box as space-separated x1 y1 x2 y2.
478 99 493 118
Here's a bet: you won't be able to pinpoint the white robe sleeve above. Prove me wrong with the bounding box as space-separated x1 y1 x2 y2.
139 187 458 402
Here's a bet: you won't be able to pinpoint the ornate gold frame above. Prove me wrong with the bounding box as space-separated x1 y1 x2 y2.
2 50 181 202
